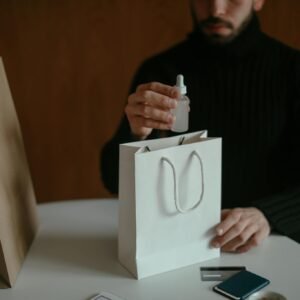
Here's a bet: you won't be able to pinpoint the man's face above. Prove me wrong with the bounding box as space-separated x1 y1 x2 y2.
192 0 265 44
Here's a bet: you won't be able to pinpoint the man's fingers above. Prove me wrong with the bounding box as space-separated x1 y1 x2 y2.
236 226 269 253
212 221 248 248
125 81 179 139
127 104 175 124
129 90 177 109
137 82 179 98
221 224 257 252
215 208 242 236
221 209 230 220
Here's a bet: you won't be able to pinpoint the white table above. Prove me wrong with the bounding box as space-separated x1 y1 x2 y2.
0 199 299 300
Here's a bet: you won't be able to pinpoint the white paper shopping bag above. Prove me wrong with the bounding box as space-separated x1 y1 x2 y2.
118 131 221 279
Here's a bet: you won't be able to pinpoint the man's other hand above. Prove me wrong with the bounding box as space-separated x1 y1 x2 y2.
211 207 271 253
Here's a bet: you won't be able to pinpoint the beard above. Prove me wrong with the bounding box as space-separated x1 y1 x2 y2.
197 11 254 45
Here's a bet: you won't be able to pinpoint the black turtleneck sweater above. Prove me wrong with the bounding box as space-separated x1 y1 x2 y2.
101 16 300 242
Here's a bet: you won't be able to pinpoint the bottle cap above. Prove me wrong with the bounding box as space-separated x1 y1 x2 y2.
175 74 187 95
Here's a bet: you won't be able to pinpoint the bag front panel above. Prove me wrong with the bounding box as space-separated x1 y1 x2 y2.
134 139 221 277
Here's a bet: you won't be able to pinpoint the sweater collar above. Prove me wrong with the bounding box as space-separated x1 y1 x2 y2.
188 14 263 59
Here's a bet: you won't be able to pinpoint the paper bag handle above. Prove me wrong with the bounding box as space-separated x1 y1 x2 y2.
161 150 204 214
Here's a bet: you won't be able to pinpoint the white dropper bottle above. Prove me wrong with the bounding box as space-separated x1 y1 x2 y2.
172 74 190 132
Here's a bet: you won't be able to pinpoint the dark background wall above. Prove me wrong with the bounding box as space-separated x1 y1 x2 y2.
0 0 299 202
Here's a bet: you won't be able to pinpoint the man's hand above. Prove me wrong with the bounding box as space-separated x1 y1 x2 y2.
211 207 271 253
125 82 179 139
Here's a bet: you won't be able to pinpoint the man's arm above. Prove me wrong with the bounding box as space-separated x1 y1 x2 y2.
254 51 300 242
212 52 300 251
100 60 178 194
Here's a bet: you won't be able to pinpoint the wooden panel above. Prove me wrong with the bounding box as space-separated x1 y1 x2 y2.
258 0 300 49
0 0 192 202
0 0 298 202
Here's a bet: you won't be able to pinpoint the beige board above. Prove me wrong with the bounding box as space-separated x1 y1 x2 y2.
0 57 38 288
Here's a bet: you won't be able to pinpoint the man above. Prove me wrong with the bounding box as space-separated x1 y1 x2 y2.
101 0 300 252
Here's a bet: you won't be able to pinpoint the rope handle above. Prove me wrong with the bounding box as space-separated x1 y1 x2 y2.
161 150 204 214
